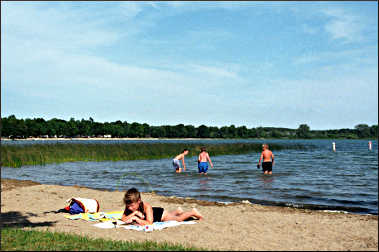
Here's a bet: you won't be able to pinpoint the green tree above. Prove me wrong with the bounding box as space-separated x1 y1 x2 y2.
67 118 79 137
142 123 151 137
34 118 48 136
228 125 237 138
296 124 311 139
248 128 258 138
174 124 186 138
129 122 144 137
237 126 248 138
150 126 165 138
256 127 265 138
25 118 39 137
271 129 282 138
355 124 370 138
185 125 196 138
219 126 229 138
370 125 378 138
209 126 220 138
197 125 210 138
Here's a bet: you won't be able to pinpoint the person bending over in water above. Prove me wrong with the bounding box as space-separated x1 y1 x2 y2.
121 188 203 225
198 147 213 175
172 149 189 173
257 144 274 175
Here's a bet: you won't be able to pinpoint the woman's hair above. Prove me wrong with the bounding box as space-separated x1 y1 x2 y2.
123 188 141 206
200 147 206 152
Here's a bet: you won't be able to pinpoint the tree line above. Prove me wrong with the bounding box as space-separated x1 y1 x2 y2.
1 115 377 139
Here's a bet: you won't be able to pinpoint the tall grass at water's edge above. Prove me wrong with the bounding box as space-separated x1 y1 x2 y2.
1 228 203 251
1 142 307 168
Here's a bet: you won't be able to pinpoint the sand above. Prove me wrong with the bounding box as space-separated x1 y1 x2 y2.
1 178 377 251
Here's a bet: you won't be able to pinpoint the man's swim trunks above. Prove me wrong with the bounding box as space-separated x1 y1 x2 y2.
198 162 208 173
262 162 272 172
172 159 180 170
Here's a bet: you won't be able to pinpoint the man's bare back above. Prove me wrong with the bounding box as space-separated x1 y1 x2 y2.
174 153 185 160
198 152 210 162
261 149 274 162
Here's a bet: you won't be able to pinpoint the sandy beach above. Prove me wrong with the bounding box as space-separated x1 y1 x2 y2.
1 179 378 251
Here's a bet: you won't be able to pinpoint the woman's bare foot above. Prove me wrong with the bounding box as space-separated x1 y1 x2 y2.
192 208 204 220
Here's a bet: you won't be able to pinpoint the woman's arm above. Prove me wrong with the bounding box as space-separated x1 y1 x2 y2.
133 202 154 225
121 208 145 223
121 207 152 225
121 210 138 223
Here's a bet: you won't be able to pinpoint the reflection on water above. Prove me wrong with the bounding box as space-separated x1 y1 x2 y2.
2 139 377 214
260 174 274 187
199 177 210 191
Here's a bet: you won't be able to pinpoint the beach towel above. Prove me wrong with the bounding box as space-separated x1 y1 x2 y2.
93 220 197 232
64 211 123 222
65 210 197 232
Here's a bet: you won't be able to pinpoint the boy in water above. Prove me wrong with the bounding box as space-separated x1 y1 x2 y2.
172 149 189 173
257 144 274 174
198 147 213 175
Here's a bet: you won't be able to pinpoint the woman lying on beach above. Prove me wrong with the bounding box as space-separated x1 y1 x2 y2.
121 188 203 225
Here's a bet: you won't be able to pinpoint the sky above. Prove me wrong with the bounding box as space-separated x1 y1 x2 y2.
1 1 378 130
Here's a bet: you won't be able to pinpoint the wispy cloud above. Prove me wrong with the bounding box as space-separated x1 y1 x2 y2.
293 46 377 67
322 8 364 44
301 23 319 35
189 64 239 79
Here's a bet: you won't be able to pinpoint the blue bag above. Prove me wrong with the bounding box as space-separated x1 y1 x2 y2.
69 201 84 214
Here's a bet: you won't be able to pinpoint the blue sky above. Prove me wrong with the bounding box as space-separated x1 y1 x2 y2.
1 1 378 130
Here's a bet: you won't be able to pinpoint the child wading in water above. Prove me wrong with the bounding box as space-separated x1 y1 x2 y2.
121 188 203 225
257 144 275 174
198 147 213 175
172 149 189 173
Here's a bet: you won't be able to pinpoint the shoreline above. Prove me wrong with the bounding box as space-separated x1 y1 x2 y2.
2 178 376 216
2 137 376 141
1 178 378 250
2 137 227 141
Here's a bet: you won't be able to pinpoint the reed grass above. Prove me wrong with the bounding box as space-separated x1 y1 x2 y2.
1 142 306 168
1 228 202 251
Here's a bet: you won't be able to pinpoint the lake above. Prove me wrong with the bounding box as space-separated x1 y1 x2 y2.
2 139 377 215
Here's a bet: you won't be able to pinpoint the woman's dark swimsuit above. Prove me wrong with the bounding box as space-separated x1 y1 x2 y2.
124 202 164 222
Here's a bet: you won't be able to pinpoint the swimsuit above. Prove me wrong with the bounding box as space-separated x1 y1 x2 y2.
172 159 180 170
262 162 272 172
124 202 164 222
152 207 164 222
198 162 208 173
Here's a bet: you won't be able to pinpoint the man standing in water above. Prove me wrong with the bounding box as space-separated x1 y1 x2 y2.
257 144 274 174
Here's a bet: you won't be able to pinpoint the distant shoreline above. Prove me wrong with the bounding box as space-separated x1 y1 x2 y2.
1 137 218 141
2 137 376 141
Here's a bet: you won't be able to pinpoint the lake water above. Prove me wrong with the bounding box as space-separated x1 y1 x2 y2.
2 139 377 215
